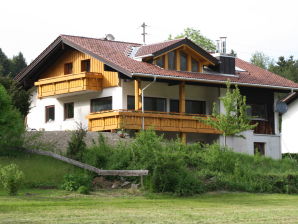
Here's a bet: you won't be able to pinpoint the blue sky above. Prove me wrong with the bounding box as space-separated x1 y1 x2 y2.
1 0 298 63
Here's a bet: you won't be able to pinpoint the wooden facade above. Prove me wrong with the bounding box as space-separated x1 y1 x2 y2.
87 110 220 134
35 72 102 98
37 48 119 92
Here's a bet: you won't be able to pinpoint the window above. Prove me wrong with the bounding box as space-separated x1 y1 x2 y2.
64 102 74 119
191 58 199 72
64 62 73 74
170 99 206 114
91 97 112 112
168 51 176 70
247 104 268 120
127 96 166 112
254 142 265 156
156 56 165 68
45 105 55 122
180 51 187 71
81 59 90 72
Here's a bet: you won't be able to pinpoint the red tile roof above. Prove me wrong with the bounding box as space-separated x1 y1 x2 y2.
16 35 298 90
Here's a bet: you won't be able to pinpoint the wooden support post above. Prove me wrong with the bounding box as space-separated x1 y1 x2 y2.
134 79 142 110
176 50 180 71
164 54 169 69
187 54 192 72
199 63 203 73
179 81 186 144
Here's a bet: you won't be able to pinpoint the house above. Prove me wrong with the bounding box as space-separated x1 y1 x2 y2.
15 35 298 159
281 92 298 154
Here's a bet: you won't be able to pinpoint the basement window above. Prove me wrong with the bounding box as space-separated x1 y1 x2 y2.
127 95 166 112
170 99 206 114
45 105 55 122
91 97 112 112
64 102 74 120
64 62 73 75
254 142 265 156
81 59 90 72
247 104 268 120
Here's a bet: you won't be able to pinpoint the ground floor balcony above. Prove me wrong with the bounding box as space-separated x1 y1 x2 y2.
87 110 220 134
34 72 102 98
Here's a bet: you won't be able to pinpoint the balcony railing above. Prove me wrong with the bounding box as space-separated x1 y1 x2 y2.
87 110 220 134
35 72 102 98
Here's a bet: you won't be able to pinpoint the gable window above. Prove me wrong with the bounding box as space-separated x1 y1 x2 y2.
64 102 74 120
180 51 187 71
156 56 165 68
127 96 166 112
64 62 73 75
170 99 206 114
91 97 112 112
247 104 268 120
168 51 176 70
81 59 91 72
191 58 199 72
45 105 55 122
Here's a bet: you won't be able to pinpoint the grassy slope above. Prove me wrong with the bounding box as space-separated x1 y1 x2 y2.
0 189 298 223
0 153 79 187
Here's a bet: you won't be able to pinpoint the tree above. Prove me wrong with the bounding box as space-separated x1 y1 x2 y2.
0 77 31 117
9 52 27 77
250 51 273 69
0 48 10 76
200 81 257 146
168 27 216 51
269 56 298 83
0 84 24 153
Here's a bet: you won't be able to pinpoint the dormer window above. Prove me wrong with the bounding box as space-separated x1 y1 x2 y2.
168 51 176 70
156 56 165 68
64 63 73 75
81 59 91 72
180 51 187 71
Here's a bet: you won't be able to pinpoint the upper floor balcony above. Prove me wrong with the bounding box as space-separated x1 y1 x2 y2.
34 72 102 98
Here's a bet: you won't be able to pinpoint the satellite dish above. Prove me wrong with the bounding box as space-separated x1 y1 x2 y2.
275 101 288 114
105 34 115 41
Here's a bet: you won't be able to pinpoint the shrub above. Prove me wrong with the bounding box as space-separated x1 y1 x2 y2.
0 164 24 195
66 125 87 161
77 186 90 195
0 84 24 155
61 173 91 192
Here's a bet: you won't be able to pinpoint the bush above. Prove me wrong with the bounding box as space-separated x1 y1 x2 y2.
77 186 90 195
66 126 87 161
61 173 91 192
0 164 24 195
0 84 24 155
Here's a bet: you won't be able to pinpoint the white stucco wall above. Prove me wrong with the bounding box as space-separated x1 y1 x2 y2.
27 86 123 131
281 100 298 153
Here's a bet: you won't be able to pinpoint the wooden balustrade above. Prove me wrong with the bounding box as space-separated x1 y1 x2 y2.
34 72 102 98
87 110 220 134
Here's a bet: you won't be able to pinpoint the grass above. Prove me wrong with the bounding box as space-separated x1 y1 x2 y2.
0 152 79 187
0 189 298 223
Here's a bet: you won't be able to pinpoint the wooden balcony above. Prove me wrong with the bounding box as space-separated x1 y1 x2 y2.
34 72 102 98
87 110 220 134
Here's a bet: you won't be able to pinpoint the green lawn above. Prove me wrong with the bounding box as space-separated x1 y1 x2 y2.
0 190 298 223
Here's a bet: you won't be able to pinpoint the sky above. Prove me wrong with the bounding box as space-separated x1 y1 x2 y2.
1 0 298 64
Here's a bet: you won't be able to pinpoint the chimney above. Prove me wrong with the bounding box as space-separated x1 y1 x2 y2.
216 40 220 53
220 37 227 54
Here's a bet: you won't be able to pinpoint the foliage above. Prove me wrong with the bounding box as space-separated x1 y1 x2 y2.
77 186 90 195
0 76 31 117
200 81 257 145
168 27 216 51
67 125 87 161
250 51 274 69
0 164 24 195
269 56 298 83
0 48 27 77
61 173 91 192
0 84 24 153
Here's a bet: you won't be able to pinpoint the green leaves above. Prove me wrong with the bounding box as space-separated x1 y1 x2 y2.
0 164 24 195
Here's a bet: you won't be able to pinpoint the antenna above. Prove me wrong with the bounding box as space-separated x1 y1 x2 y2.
141 22 148 44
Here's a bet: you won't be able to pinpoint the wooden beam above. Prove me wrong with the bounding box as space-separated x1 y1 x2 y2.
164 54 169 69
176 50 180 71
134 79 142 110
199 63 203 73
180 132 187 144
179 81 185 113
187 54 192 72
